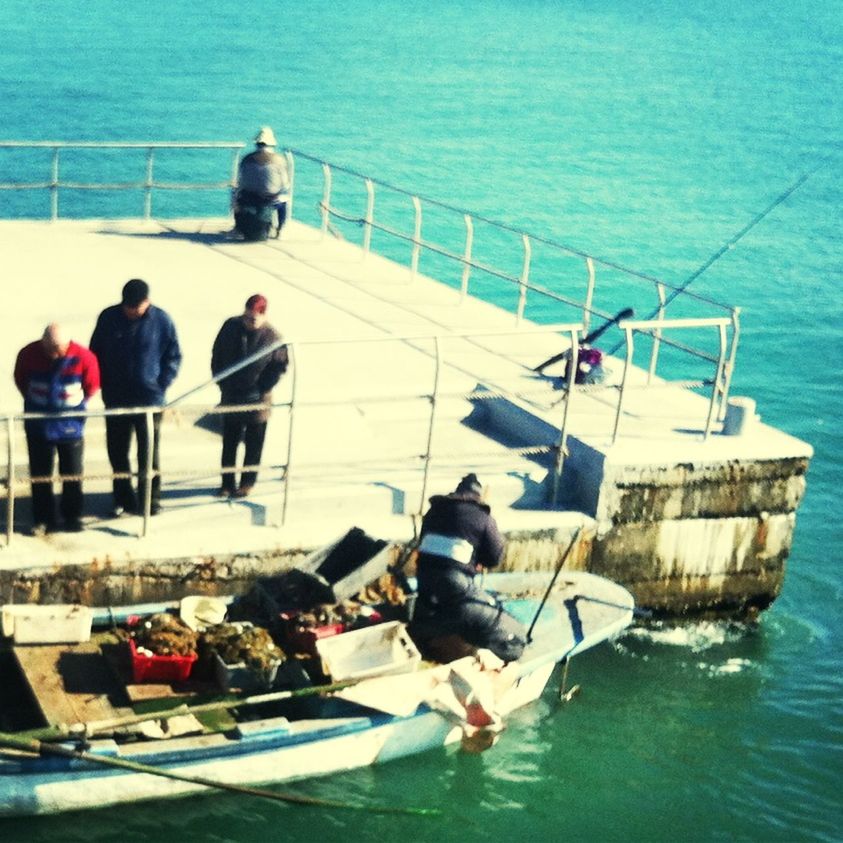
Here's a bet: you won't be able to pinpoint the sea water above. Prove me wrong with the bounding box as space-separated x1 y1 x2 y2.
0 1 840 840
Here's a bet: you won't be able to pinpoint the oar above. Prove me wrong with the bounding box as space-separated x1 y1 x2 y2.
25 676 378 741
0 730 438 816
525 527 581 642
533 307 634 374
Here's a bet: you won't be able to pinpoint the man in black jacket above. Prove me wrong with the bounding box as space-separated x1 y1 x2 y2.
409 474 527 663
211 294 288 497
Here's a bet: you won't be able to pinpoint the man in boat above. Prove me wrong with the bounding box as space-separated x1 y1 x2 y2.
409 474 527 664
90 279 182 517
14 323 100 535
235 126 291 239
211 294 288 498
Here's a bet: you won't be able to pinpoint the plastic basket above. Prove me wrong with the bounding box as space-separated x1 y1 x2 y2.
129 638 198 683
213 651 282 693
315 621 420 681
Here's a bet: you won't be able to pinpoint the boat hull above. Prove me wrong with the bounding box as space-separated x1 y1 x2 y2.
0 570 633 817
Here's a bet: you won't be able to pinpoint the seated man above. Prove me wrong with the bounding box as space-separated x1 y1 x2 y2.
235 126 290 239
409 474 527 664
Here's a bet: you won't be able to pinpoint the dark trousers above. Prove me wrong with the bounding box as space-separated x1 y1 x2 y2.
105 412 162 512
275 201 287 233
221 411 267 492
26 433 84 527
410 555 528 663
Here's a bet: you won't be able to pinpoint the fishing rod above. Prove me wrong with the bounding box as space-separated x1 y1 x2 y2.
533 308 634 375
607 161 825 356
526 528 581 642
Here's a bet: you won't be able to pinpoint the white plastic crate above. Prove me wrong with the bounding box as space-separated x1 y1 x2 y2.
1 604 93 644
315 621 421 681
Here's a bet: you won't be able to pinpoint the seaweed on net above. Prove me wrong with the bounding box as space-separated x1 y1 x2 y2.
130 613 198 656
201 623 285 672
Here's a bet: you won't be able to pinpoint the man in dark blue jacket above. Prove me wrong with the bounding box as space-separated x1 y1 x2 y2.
90 279 181 516
409 474 527 663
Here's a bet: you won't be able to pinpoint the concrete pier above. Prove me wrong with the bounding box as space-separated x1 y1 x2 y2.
0 217 812 616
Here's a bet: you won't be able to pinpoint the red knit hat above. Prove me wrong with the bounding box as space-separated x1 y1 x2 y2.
245 294 268 314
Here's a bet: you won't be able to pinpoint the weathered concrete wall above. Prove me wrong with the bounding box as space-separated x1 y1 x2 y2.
0 549 318 607
596 457 809 524
589 512 793 614
0 453 811 618
585 455 807 615
0 529 591 608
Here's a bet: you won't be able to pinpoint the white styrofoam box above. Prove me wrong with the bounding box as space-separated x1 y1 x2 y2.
315 620 421 681
1 604 93 644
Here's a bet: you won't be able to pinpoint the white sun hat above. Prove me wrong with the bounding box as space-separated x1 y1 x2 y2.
254 126 277 146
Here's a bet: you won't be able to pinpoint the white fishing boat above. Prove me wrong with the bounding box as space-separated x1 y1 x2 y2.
0 569 633 817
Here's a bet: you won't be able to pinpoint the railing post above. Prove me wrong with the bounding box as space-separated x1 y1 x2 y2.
551 329 579 507
140 409 154 537
703 323 728 440
281 344 297 527
50 147 59 221
583 257 595 337
612 326 634 444
5 417 14 547
363 178 375 253
320 163 332 235
285 151 295 220
410 196 422 281
418 336 442 519
648 282 666 383
516 234 531 323
143 148 154 220
228 149 240 217
460 215 474 302
718 307 741 419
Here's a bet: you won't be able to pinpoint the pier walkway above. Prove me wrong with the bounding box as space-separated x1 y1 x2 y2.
0 216 811 612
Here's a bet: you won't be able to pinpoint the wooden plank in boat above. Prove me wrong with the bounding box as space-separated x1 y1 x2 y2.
13 642 133 728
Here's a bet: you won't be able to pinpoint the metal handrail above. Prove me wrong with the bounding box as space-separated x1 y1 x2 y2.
612 316 732 444
2 321 736 547
309 157 740 403
0 141 244 221
0 142 744 538
0 140 738 328
288 148 735 304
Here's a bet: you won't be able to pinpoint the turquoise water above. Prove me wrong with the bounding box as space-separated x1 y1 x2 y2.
1 1 841 840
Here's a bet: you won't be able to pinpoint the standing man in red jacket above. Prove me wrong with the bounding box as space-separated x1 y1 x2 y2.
14 323 100 535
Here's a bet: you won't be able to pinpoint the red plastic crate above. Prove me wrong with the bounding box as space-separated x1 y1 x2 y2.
280 612 345 655
128 638 198 683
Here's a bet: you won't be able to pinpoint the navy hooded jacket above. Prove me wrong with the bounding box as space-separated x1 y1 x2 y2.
90 304 181 408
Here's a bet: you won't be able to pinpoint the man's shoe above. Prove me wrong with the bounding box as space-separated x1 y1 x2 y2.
233 485 253 498
30 523 50 538
214 487 234 498
150 504 161 516
64 519 84 533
